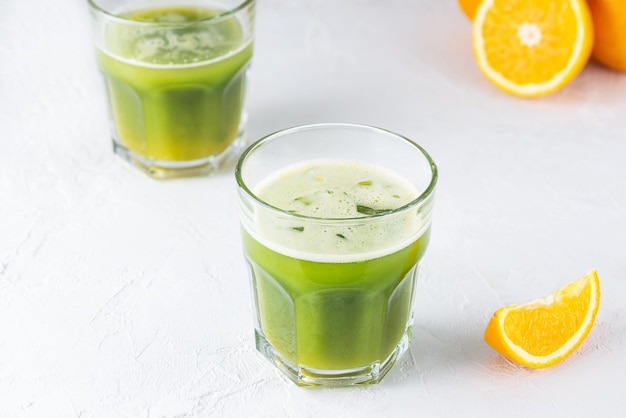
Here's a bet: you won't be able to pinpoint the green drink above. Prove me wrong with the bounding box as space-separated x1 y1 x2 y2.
236 124 437 386
244 159 431 370
89 0 255 178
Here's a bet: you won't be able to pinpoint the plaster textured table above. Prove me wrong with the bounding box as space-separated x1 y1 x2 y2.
1 0 625 417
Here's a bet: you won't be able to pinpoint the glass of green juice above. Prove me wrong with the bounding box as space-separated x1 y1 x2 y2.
236 123 437 386
88 0 255 178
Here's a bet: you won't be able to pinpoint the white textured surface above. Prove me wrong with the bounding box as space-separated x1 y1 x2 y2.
1 0 625 416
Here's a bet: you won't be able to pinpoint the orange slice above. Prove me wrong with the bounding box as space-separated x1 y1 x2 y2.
472 0 594 97
484 270 600 368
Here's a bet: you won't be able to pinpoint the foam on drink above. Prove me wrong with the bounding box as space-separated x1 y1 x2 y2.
244 159 432 264
99 5 251 68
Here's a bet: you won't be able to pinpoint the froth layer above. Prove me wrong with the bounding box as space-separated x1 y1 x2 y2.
243 159 432 263
100 5 248 67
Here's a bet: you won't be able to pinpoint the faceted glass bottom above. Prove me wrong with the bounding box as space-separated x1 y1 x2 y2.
112 132 246 179
255 326 412 387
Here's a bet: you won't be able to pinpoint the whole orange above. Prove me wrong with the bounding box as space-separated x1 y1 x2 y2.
587 0 626 71
457 0 481 19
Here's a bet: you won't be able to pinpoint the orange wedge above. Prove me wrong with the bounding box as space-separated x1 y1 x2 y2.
472 0 594 97
484 270 600 368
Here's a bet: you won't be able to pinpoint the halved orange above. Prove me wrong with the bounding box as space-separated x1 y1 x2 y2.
473 0 594 97
484 270 600 368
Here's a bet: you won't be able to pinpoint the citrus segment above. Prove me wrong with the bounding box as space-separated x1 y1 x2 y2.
587 0 626 71
484 270 600 368
472 0 594 97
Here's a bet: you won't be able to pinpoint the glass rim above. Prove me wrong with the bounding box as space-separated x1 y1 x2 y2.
87 0 255 24
235 122 438 223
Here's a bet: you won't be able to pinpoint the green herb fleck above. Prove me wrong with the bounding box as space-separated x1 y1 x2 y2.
393 194 400 198
294 196 311 205
358 180 372 186
356 205 393 215
336 233 346 239
292 226 304 232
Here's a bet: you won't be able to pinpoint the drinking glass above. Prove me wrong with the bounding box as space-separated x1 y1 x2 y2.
88 0 255 178
236 123 437 386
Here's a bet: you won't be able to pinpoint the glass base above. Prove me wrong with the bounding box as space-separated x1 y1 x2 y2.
255 326 412 387
112 133 246 179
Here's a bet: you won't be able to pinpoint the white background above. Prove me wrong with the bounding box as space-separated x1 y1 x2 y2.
1 0 625 416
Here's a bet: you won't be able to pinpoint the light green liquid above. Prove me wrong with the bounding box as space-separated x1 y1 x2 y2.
243 160 431 370
96 6 252 161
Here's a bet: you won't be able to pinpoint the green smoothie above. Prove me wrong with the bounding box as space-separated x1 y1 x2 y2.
96 6 253 162
242 159 432 371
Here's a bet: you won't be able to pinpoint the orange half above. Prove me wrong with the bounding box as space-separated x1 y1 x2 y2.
473 0 594 97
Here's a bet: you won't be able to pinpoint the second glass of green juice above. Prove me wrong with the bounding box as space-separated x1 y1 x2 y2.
236 123 438 386
88 0 255 178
